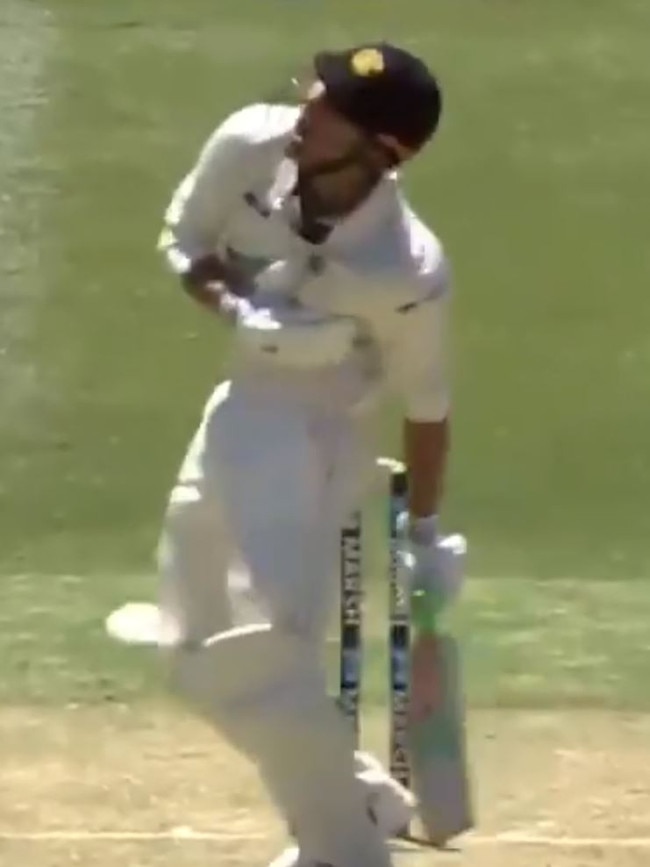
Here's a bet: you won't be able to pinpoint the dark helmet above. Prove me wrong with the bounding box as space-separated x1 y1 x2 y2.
314 42 442 161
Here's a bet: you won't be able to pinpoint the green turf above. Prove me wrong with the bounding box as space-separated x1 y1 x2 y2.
1 0 650 708
3 569 650 710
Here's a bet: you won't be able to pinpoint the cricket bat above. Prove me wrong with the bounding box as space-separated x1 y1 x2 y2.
406 623 474 847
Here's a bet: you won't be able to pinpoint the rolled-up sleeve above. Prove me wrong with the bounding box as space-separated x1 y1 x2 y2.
384 260 452 422
157 108 254 275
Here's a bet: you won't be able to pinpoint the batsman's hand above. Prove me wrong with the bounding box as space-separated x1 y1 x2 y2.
181 254 256 319
397 526 467 616
184 254 253 297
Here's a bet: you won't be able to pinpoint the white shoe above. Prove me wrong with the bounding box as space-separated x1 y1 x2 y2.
268 846 337 867
354 751 416 838
284 751 415 849
267 847 304 867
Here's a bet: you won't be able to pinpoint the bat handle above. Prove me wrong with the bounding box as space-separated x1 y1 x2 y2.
410 589 443 636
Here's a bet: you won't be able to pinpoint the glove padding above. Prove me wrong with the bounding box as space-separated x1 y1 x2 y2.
398 532 467 614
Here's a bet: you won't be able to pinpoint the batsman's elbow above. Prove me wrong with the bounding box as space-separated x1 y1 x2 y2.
157 227 193 277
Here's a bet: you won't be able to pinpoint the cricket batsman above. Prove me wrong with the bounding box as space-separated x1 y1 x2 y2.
117 42 468 867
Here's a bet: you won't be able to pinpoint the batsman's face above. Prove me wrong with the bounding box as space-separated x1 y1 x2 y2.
287 80 367 171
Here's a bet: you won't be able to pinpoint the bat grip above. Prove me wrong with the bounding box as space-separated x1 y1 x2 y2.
410 588 443 635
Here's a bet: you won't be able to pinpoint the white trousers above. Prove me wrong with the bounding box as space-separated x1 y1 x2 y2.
157 380 391 867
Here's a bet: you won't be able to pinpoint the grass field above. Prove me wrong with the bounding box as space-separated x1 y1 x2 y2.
2 0 650 864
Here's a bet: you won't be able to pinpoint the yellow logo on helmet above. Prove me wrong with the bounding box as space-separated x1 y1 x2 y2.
351 48 385 77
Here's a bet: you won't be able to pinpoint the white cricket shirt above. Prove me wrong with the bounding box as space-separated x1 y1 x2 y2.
158 103 451 421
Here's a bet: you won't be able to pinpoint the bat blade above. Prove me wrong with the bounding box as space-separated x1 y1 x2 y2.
407 633 474 847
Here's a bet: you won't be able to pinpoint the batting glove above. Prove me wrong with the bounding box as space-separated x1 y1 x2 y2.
396 512 467 620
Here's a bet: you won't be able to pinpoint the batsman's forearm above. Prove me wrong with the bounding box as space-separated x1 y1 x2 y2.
180 250 254 319
181 276 230 316
403 417 450 518
181 277 254 327
179 252 253 312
